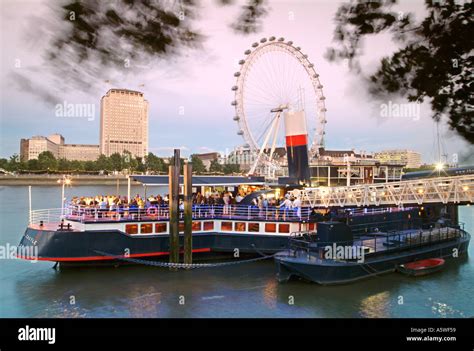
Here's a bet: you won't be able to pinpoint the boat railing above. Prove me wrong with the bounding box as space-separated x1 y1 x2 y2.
58 204 314 223
288 223 468 260
29 208 65 225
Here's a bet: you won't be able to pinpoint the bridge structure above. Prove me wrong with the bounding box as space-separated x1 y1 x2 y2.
290 174 474 208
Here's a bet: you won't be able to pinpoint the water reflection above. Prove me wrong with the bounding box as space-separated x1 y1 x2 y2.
2 185 473 318
358 291 391 318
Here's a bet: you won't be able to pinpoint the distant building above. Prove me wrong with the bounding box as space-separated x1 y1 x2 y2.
20 134 99 162
100 88 149 158
59 144 100 162
309 147 404 186
374 149 422 169
193 152 220 170
221 145 288 177
20 136 60 161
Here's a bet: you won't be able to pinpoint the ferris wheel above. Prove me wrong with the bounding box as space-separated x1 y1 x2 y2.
231 37 327 175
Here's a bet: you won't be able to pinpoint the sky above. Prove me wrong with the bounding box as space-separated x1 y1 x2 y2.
1 0 472 164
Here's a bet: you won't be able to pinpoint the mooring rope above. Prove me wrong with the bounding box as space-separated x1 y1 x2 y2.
93 248 276 269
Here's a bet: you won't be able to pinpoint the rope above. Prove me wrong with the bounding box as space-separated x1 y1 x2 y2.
93 249 275 269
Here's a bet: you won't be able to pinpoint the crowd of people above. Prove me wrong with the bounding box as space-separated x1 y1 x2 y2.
67 190 310 220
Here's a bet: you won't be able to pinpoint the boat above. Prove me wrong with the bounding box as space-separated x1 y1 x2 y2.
274 221 470 285
15 175 428 267
397 258 445 277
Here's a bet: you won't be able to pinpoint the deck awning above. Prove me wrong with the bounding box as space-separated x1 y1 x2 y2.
131 175 266 187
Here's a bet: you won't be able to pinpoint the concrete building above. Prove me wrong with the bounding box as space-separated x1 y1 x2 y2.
20 136 60 161
100 88 149 158
193 152 220 170
374 149 422 169
58 144 100 162
20 134 99 162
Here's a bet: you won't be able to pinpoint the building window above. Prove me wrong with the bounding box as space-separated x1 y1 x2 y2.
221 222 232 231
279 224 290 233
179 222 185 233
125 224 138 234
248 223 260 232
235 222 246 232
140 223 153 234
155 223 167 233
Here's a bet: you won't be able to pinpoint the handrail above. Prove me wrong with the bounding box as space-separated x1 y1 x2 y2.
288 224 467 260
32 204 314 224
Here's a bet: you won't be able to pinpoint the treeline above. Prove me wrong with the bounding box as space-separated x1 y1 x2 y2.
0 151 241 175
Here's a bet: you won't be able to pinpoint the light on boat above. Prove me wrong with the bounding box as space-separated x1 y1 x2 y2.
435 162 444 171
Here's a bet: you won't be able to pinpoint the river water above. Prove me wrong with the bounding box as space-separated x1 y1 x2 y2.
0 185 473 318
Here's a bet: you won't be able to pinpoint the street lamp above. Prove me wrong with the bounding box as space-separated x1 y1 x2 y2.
57 175 72 216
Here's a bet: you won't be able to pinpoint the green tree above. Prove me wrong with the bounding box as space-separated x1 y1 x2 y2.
7 154 20 172
145 152 165 173
26 159 39 171
57 158 71 171
38 151 57 170
223 163 240 175
84 160 96 172
96 154 112 171
109 153 122 171
209 159 223 173
190 154 207 174
327 0 473 143
135 157 146 173
0 158 8 170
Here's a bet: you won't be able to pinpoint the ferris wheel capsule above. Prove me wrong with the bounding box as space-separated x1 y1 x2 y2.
232 86 238 91
244 49 251 55
260 38 267 43
269 36 276 41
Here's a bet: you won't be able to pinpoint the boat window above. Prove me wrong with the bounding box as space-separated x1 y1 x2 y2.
279 224 290 233
140 223 153 234
192 221 201 231
203 221 214 231
221 222 232 231
125 224 138 235
265 223 276 233
155 223 167 233
248 223 260 232
235 222 246 232
309 223 316 231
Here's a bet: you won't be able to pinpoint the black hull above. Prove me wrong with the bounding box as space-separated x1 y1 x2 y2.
275 235 470 285
16 208 425 266
17 228 289 265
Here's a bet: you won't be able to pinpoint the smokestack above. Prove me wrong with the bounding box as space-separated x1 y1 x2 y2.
284 110 310 185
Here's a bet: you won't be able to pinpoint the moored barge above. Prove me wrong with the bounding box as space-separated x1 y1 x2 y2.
274 221 470 285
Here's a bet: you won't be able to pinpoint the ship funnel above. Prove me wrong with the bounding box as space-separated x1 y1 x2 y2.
284 110 310 185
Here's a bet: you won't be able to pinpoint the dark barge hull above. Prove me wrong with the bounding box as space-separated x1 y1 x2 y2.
16 208 425 266
17 227 290 266
275 235 470 285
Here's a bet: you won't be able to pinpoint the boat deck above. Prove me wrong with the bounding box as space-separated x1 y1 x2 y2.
358 227 460 254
